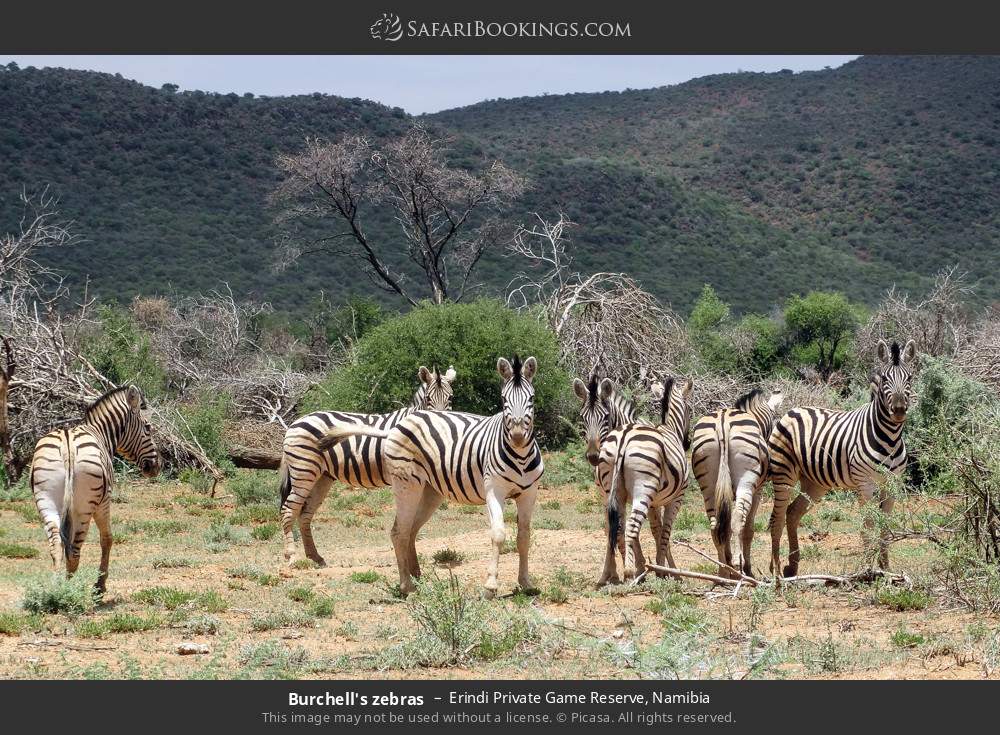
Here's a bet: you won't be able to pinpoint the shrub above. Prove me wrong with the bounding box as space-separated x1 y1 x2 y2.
80 304 168 399
349 571 380 584
228 471 277 507
300 299 574 447
178 391 234 471
22 570 100 615
0 611 43 636
0 542 39 559
784 291 865 376
251 523 278 541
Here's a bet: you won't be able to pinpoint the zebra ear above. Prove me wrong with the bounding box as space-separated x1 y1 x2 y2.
124 385 143 411
444 365 457 383
573 378 588 403
902 339 916 364
680 378 694 401
599 378 614 401
876 340 889 364
521 356 537 382
649 381 664 402
418 366 432 385
497 357 513 381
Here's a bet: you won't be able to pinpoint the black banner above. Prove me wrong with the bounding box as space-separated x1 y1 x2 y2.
1 679 995 731
2 1 1000 53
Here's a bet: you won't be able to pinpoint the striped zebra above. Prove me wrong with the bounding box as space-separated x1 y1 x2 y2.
278 365 455 566
691 388 783 579
767 339 916 578
30 385 160 593
315 356 543 597
573 368 663 583
597 376 694 583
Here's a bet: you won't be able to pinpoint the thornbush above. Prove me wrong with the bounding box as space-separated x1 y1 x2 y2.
301 299 574 447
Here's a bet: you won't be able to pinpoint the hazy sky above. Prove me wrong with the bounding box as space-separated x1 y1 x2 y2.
5 55 858 114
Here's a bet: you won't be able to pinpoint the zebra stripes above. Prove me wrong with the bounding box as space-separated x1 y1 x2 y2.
30 385 159 593
597 376 694 583
278 365 455 566
691 388 783 578
315 356 544 596
767 339 916 577
572 368 636 467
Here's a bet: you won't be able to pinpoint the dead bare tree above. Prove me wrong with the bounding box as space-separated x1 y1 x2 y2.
506 213 692 405
0 333 15 481
856 267 974 363
272 125 525 305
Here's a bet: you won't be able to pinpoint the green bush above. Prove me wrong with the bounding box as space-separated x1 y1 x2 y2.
300 299 574 447
178 392 234 472
228 471 276 507
81 304 167 398
784 291 866 376
23 570 100 615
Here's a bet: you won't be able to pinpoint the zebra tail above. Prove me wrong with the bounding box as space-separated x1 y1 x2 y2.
713 419 732 543
314 424 390 453
277 457 291 510
606 430 630 552
59 438 74 561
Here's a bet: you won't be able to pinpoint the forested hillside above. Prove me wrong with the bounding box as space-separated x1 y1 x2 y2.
2 55 998 315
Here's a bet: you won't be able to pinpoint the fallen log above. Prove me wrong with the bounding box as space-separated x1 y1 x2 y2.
228 445 281 470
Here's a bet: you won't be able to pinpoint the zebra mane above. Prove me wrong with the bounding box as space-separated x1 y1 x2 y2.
733 388 763 412
85 385 134 416
658 377 675 425
890 341 901 366
510 354 524 387
585 366 601 406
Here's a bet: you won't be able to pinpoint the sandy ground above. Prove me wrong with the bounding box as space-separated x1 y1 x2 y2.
0 461 997 680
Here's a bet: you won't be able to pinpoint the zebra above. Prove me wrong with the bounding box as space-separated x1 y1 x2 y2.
30 385 160 593
597 375 694 584
691 387 783 579
767 339 917 578
573 367 664 583
278 365 455 567
315 356 543 597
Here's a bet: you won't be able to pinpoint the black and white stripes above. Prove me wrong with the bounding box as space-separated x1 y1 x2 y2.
30 385 160 593
767 339 917 577
315 356 544 596
278 365 455 566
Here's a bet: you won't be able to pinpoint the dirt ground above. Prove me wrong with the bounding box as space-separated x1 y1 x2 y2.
0 455 997 680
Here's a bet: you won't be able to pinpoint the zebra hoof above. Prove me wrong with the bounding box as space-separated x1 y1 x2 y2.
782 564 798 578
483 587 497 600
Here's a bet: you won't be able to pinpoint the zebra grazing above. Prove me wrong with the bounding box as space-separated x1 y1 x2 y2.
278 365 455 567
597 376 694 584
691 388 783 579
573 368 663 582
315 356 543 597
768 339 917 578
30 385 160 593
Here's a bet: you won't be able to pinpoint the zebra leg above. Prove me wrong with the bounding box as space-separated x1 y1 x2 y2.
298 476 333 567
769 480 795 578
406 485 442 581
596 487 621 587
65 513 93 578
93 498 113 595
648 505 665 577
785 481 824 577
483 481 506 598
33 479 67 573
514 487 538 591
623 486 654 581
658 498 681 570
389 482 427 596
728 472 758 579
740 488 764 578
280 471 314 566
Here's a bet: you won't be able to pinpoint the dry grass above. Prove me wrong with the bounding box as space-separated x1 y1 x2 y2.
0 461 997 680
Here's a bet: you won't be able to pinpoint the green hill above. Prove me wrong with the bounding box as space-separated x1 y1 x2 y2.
2 55 998 316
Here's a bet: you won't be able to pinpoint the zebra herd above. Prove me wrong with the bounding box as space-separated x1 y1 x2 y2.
26 340 918 599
